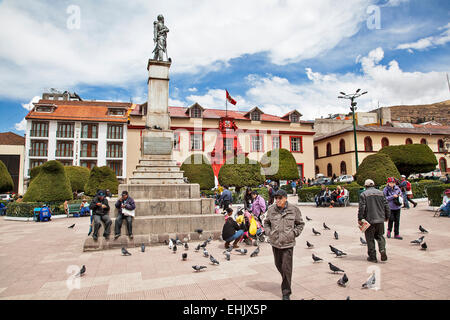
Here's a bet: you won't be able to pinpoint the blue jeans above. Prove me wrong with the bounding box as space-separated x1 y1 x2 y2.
225 229 244 243
402 192 409 208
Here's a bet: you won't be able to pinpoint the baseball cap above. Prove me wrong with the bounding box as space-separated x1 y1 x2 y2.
445 189 450 194
364 179 375 187
97 190 106 197
387 177 396 183
274 189 288 198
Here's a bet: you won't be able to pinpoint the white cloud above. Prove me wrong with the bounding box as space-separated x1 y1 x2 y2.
0 0 374 100
14 119 27 132
188 88 198 92
21 96 40 111
396 23 450 51
185 89 248 111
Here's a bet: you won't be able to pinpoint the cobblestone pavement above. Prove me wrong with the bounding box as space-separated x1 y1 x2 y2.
0 202 449 300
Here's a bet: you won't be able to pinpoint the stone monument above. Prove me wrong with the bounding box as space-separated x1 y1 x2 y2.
83 15 223 251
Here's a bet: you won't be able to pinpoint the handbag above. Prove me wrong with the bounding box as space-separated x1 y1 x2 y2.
122 207 135 217
394 195 403 206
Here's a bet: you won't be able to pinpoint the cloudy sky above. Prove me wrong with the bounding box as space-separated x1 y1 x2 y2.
1 0 449 134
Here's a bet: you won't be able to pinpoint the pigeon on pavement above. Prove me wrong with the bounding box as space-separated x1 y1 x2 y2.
192 265 207 272
421 242 428 250
305 216 312 221
195 244 201 252
121 247 131 256
360 237 367 245
168 239 174 250
312 254 323 262
306 241 314 248
235 248 248 255
76 265 86 277
362 273 376 289
419 225 428 233
334 231 339 240
328 262 344 273
182 253 187 261
200 240 208 248
312 228 321 235
210 255 220 265
323 223 330 230
337 273 348 287
203 248 209 257
207 236 213 243
184 242 189 250
223 247 233 254
329 245 339 254
141 243 145 252
195 229 203 235
250 247 260 257
68 224 75 229
225 251 231 261
173 245 177 253
335 249 347 257
411 236 425 244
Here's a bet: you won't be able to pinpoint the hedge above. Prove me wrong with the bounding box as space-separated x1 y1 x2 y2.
84 166 119 196
260 148 299 181
0 160 14 193
298 183 364 203
425 184 450 207
218 155 265 191
5 200 83 218
23 160 73 202
65 166 91 192
181 154 215 190
355 153 401 187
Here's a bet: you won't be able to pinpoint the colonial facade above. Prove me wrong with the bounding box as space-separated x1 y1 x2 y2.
0 132 25 194
314 125 450 177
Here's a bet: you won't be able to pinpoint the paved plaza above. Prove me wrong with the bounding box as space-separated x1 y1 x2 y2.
0 202 449 300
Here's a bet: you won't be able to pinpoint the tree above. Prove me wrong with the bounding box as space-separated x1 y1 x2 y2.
355 153 401 186
379 144 438 177
64 166 91 192
260 148 299 182
23 160 73 202
0 160 14 193
180 154 215 190
84 166 119 196
218 155 264 192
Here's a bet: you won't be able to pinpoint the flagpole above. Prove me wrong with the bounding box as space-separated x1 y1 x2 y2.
225 89 228 118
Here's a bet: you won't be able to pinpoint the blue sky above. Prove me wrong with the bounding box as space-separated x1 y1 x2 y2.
0 0 449 135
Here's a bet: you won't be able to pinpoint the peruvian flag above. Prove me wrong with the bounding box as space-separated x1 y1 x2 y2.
226 90 237 105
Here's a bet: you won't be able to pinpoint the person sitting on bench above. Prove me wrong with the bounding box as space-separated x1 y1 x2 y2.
114 191 136 240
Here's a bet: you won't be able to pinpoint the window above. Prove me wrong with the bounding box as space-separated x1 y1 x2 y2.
107 143 123 158
190 133 203 151
107 161 123 177
364 137 373 152
405 138 413 145
381 137 389 148
80 142 97 158
251 112 261 121
438 139 445 152
251 135 263 152
36 106 53 112
326 142 332 156
56 122 74 138
339 139 346 154
314 146 318 159
272 136 280 149
291 113 299 123
340 161 347 175
107 124 123 139
191 107 202 118
290 137 302 152
327 163 333 177
315 166 320 175
59 160 73 166
297 164 304 179
173 132 180 151
30 122 49 137
80 161 97 169
56 141 73 157
81 123 98 139
439 157 447 172
29 159 46 169
224 138 234 151
29 141 48 157
109 109 125 116
420 138 427 145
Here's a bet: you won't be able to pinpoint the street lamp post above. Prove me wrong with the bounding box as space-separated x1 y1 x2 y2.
338 89 368 171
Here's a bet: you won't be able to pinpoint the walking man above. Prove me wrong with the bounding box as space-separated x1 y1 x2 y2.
114 191 136 240
219 185 232 212
90 190 112 241
358 179 390 263
264 189 305 300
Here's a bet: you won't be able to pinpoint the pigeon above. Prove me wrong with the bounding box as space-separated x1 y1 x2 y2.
312 228 321 235
328 262 344 273
223 246 233 254
164 240 169 245
235 248 247 255
68 224 75 229
76 265 86 277
360 237 367 245
207 236 213 243
305 216 312 221
410 236 425 244
337 273 348 287
419 225 428 233
121 247 131 256
362 272 376 289
210 255 220 265
192 265 207 272
323 223 330 230
250 247 260 257
312 254 323 262
421 242 427 250
335 249 347 257
173 245 177 253
329 245 339 254
200 240 208 248
225 251 231 261
182 253 187 261
334 231 339 240
203 248 209 258
153 125 162 130
168 239 174 250
176 239 183 246
306 241 314 248
141 243 145 252
195 228 203 234
184 242 189 250
195 244 201 252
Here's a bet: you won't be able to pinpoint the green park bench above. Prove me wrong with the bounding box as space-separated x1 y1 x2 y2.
67 203 81 217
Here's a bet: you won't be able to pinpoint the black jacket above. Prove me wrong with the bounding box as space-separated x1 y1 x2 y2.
358 187 391 224
90 196 110 216
115 196 136 215
222 218 244 241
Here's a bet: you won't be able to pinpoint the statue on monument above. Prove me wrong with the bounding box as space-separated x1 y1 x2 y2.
153 14 169 61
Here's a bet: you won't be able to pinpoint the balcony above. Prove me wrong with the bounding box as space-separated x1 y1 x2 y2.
29 149 48 157
106 151 123 158
55 150 74 158
29 130 49 138
80 151 98 158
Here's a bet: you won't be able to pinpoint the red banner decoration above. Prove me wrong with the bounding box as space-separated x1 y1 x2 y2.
226 90 237 105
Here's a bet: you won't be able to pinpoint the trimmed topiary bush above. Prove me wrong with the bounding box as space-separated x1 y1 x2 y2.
84 166 119 196
355 153 401 186
424 183 450 207
23 160 73 202
380 144 438 177
260 148 300 181
29 165 42 183
64 166 91 192
0 160 14 193
181 154 215 190
218 155 265 191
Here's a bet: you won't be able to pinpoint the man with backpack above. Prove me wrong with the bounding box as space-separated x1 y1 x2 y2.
400 175 417 208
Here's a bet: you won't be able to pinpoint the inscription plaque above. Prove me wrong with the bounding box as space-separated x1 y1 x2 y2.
143 136 173 155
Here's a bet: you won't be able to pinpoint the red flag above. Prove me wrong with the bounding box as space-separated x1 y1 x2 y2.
226 90 237 105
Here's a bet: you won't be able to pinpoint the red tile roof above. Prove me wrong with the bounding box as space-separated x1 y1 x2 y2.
25 100 130 123
0 132 25 145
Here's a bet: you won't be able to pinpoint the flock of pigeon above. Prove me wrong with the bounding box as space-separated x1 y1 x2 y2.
304 215 430 292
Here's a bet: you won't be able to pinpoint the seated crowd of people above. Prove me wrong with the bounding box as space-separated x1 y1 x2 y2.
314 185 349 208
